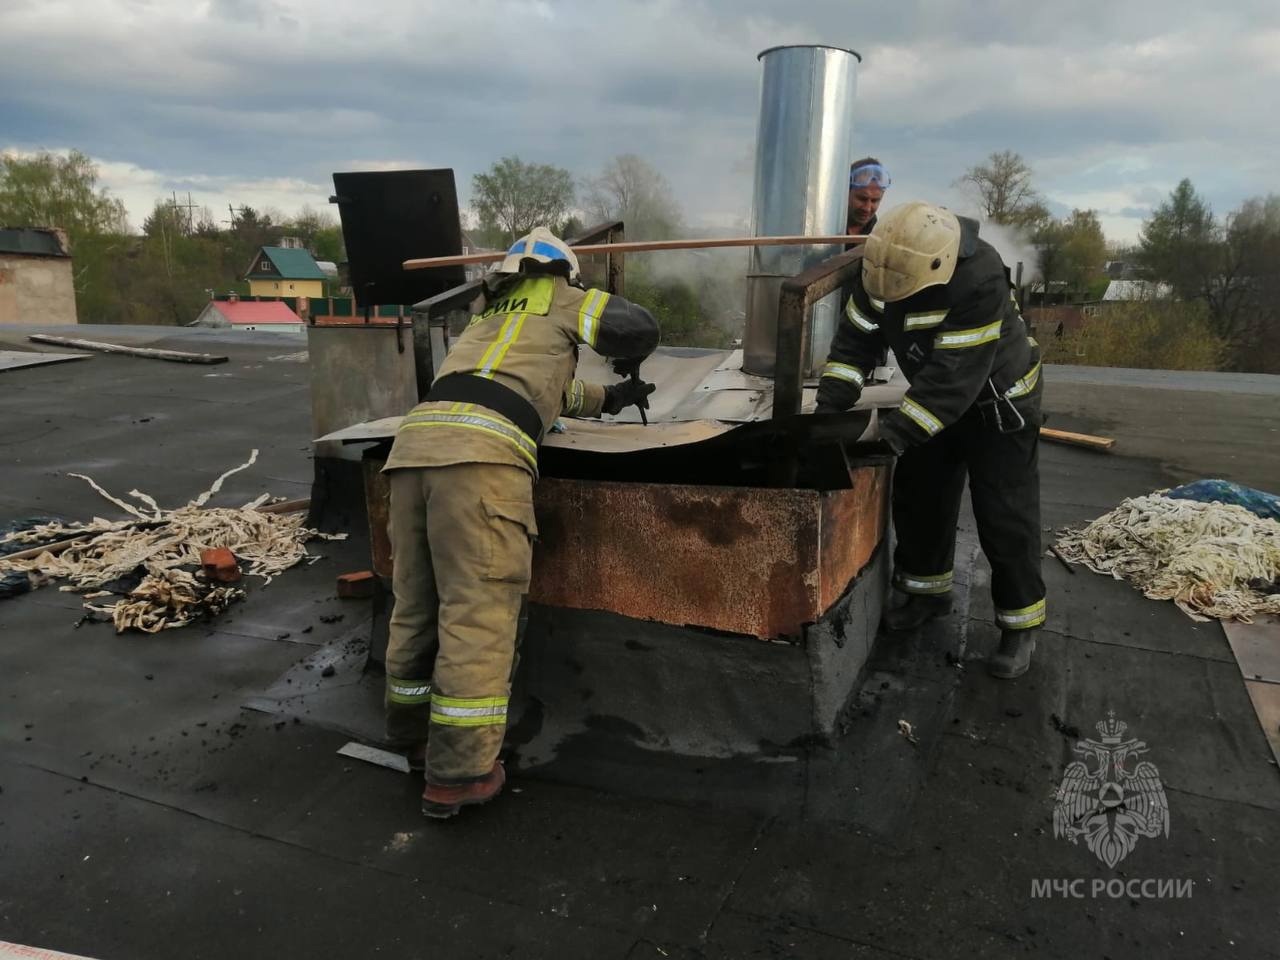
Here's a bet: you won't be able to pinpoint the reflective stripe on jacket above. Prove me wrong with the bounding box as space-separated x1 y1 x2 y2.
817 230 1041 446
385 275 658 476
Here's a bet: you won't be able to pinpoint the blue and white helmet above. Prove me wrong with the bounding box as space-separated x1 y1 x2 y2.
495 226 580 283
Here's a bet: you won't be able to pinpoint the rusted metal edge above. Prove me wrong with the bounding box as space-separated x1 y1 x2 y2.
773 249 865 421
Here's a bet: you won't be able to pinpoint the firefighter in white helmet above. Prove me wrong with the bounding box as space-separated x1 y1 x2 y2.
816 201 1046 679
382 226 658 817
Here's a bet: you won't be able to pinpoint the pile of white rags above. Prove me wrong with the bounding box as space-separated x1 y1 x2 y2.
0 450 344 633
1055 493 1280 622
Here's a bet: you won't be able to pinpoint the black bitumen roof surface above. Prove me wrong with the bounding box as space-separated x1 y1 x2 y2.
1 326 1278 960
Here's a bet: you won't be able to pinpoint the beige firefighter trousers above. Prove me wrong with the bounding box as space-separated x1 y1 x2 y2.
383 462 536 782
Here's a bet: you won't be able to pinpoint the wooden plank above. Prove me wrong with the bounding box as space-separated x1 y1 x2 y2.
1039 426 1115 451
27 334 228 365
403 233 868 271
1222 616 1280 684
1243 680 1280 766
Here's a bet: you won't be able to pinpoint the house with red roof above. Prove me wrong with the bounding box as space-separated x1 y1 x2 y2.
191 297 305 333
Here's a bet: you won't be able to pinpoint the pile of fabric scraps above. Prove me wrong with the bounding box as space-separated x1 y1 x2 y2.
1055 490 1280 622
0 450 345 633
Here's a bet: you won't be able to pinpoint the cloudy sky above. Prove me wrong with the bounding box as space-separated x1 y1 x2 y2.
3 0 1278 243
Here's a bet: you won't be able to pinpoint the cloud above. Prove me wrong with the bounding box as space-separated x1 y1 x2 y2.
2 0 1277 244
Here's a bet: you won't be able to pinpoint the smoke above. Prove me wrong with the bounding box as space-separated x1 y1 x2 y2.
978 221 1041 284
641 247 749 342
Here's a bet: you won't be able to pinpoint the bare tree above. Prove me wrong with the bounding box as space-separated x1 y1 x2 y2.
582 154 682 240
957 150 1048 228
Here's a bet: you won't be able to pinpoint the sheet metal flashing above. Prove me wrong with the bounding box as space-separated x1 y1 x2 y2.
0 349 90 372
315 347 905 454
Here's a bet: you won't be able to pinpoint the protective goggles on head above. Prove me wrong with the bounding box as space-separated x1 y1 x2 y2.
850 164 891 190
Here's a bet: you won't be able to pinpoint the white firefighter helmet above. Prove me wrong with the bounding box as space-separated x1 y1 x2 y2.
495 226 580 283
862 201 961 302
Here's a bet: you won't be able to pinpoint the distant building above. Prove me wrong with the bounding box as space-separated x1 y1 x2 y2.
0 227 77 326
242 246 327 299
1027 279 1072 307
191 298 304 333
1102 279 1173 302
1104 260 1142 280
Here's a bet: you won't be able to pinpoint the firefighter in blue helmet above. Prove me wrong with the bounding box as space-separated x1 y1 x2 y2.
382 227 659 817
817 202 1046 678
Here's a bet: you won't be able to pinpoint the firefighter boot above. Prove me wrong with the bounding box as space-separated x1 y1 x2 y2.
422 761 506 819
407 741 427 773
987 629 1038 679
882 594 953 634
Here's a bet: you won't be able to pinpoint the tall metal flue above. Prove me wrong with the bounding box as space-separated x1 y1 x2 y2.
743 45 860 378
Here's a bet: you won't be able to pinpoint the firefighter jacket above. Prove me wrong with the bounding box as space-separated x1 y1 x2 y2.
384 274 659 477
816 218 1041 449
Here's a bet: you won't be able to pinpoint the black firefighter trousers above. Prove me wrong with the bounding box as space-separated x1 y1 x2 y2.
890 403 1046 631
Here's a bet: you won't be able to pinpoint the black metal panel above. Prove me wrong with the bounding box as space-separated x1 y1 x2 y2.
330 169 466 308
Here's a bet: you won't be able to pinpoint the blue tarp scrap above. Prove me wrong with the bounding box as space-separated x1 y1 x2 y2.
1164 480 1280 523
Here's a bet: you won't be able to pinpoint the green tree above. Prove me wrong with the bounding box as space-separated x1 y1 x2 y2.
226 205 278 274
1041 300 1224 371
472 156 574 247
1136 179 1215 301
1032 209 1105 301
284 205 345 262
1061 209 1106 289
310 225 346 264
1032 218 1067 304
582 154 682 240
142 199 191 240
956 150 1049 228
0 149 128 237
1217 194 1280 371
111 198 236 325
624 259 732 348
1133 180 1280 369
559 215 586 241
0 150 131 322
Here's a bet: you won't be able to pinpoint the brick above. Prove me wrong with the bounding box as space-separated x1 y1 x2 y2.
200 547 241 583
337 570 376 599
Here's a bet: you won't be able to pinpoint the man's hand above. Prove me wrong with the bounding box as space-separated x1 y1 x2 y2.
603 378 656 416
814 402 848 416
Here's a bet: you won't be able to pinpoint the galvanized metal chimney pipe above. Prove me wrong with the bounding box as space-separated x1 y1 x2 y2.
743 45 860 378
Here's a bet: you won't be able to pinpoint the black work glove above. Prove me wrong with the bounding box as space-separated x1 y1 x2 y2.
875 415 911 456
602 378 656 416
814 379 861 417
859 439 905 458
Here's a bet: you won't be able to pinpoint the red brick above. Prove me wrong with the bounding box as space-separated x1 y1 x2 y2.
337 570 375 599
200 547 241 583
